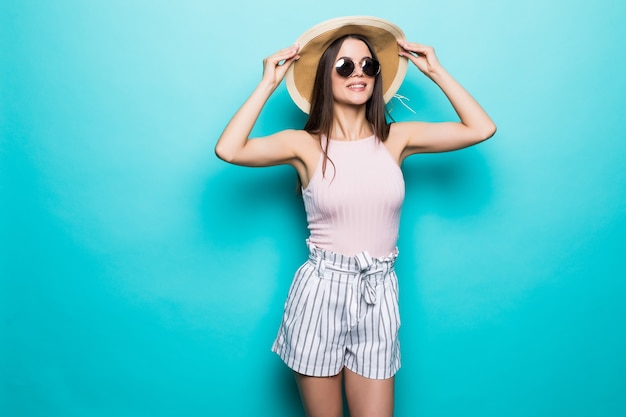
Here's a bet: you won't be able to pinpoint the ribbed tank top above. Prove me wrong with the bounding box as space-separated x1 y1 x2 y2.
302 135 405 258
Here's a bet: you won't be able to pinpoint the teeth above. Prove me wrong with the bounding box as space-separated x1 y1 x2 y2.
349 84 365 89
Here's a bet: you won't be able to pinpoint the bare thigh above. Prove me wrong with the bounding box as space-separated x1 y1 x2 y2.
344 368 395 417
294 372 344 417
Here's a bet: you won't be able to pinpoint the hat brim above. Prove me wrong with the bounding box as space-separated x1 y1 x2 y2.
286 16 408 114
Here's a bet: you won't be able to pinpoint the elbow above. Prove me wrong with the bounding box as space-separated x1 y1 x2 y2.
214 145 226 162
465 122 496 149
214 143 234 163
479 121 497 142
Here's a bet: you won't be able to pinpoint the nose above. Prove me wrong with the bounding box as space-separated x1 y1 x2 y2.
351 66 364 77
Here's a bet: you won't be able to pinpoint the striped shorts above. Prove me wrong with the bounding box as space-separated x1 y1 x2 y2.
271 242 401 380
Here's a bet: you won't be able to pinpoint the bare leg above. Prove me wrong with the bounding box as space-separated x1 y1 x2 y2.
294 371 344 417
344 368 394 417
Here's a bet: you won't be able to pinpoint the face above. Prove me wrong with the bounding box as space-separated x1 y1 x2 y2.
331 38 377 108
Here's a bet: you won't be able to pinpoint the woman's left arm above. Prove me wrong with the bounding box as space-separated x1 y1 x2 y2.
394 40 496 159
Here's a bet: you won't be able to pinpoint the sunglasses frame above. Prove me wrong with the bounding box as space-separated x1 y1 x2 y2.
334 57 381 78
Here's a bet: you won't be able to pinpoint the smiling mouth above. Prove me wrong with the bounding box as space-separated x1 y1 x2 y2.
348 83 366 90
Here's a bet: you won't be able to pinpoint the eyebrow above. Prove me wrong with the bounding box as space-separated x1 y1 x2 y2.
336 55 373 61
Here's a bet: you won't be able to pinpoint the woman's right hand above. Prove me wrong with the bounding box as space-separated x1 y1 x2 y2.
261 44 300 87
215 43 302 165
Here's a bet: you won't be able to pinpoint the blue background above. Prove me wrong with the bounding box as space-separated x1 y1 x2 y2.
2 0 625 416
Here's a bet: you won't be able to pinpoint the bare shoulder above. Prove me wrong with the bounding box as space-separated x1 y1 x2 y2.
269 129 320 187
389 118 495 156
270 128 315 145
290 130 321 173
386 122 426 162
270 129 319 156
388 121 428 142
270 128 320 161
223 128 319 168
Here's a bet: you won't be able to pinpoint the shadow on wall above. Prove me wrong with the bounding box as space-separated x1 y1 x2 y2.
401 145 495 220
200 163 308 249
199 163 310 415
395 143 496 348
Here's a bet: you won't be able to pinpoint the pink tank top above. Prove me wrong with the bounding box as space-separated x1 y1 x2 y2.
302 135 405 258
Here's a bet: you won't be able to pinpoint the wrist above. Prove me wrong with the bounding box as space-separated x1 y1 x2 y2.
425 64 448 82
257 78 280 94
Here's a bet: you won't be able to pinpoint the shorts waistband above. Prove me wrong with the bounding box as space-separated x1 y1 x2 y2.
305 240 398 328
306 240 398 274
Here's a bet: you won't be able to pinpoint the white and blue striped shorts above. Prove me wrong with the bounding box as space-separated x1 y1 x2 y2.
271 242 401 380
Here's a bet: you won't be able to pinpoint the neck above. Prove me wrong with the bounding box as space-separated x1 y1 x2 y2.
330 105 372 141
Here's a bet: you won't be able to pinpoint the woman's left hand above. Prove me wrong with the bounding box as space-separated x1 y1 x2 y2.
398 40 442 78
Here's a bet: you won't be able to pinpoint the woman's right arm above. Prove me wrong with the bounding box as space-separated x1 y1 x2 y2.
215 45 300 167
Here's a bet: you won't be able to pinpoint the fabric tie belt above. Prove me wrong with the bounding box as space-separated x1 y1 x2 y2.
308 244 397 328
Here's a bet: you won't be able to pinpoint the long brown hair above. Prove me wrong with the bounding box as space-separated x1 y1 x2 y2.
303 34 391 180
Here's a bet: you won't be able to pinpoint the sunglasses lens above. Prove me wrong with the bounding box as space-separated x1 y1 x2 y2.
335 58 355 77
335 57 380 77
362 58 380 77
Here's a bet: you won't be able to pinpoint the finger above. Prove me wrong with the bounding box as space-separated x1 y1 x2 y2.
269 44 300 66
398 39 429 50
398 40 432 56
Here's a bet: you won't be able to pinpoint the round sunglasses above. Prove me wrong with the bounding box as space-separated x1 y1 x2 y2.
334 57 381 78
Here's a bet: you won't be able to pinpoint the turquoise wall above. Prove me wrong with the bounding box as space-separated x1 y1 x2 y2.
2 0 625 416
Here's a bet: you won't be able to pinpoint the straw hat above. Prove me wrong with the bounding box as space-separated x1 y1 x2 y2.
285 15 408 114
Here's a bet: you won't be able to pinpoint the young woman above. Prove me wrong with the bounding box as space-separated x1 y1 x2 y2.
215 16 496 417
